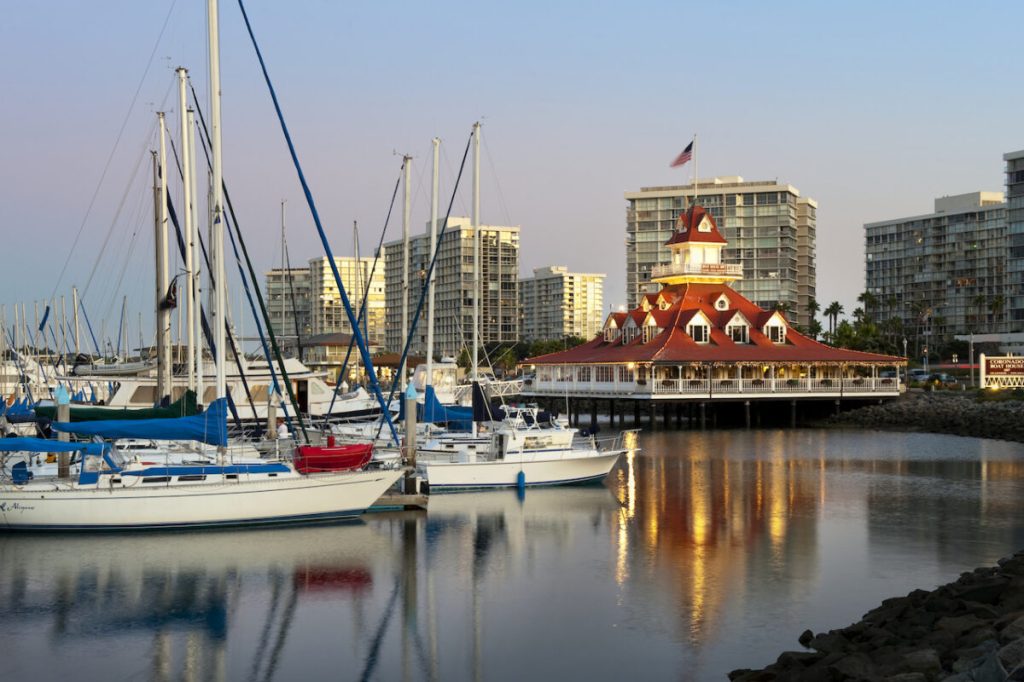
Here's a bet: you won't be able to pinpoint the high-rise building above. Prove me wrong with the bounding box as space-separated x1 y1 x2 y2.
264 267 312 351
384 217 519 357
308 254 386 351
625 177 817 328
519 266 605 342
864 192 1007 339
1006 150 1024 329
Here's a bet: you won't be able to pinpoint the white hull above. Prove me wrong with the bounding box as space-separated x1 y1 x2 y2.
419 450 623 491
0 468 402 531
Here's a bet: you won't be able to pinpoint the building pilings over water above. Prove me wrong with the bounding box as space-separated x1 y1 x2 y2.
522 205 904 424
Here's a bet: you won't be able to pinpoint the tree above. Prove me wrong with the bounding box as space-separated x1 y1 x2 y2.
807 319 823 340
823 301 844 342
856 291 879 323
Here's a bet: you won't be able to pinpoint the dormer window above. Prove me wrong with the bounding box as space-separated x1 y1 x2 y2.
642 326 660 343
765 323 786 344
659 300 671 310
687 323 709 344
714 294 730 311
727 324 748 344
622 326 639 344
603 327 620 343
697 216 713 233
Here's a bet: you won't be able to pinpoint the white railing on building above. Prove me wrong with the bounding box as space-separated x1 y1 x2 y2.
529 376 900 397
650 262 743 279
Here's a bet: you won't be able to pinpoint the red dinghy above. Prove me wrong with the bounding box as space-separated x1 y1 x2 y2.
294 438 374 473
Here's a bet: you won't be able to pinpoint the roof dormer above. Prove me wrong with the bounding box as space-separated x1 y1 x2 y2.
713 293 730 311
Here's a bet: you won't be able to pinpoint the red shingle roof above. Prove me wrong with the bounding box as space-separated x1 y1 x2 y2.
665 205 728 246
527 281 902 365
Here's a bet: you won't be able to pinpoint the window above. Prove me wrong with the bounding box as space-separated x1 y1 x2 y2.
766 324 786 343
728 325 748 343
688 324 709 343
595 366 614 382
642 325 658 343
617 366 634 382
576 366 591 382
603 327 619 342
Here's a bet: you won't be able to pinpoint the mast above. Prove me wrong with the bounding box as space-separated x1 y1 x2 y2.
207 0 227 403
401 155 411 376
471 122 481 384
60 295 67 364
121 296 128 360
72 287 80 356
427 137 439 391
187 107 203 402
352 220 361 385
156 112 172 402
280 199 286 365
178 67 196 392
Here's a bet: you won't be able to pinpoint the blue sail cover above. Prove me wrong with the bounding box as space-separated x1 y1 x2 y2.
52 398 228 447
419 385 472 430
0 438 109 456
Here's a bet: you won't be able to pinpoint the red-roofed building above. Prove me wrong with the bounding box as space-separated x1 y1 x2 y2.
523 206 905 402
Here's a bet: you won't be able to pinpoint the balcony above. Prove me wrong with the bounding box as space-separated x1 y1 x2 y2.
650 262 743 279
524 376 901 399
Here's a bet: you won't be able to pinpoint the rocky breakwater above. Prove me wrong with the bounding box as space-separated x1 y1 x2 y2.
729 551 1024 681
828 392 1024 443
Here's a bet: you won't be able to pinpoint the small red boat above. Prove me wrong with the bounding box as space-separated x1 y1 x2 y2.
294 437 374 474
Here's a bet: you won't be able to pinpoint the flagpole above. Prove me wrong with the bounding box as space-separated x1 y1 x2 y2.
692 133 698 208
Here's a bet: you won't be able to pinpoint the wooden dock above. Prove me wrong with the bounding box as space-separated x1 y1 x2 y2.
369 491 428 512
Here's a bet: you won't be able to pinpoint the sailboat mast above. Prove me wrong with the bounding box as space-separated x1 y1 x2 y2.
187 108 203 402
427 137 439 390
207 0 227 402
72 287 80 356
471 122 481 384
156 112 172 402
353 220 361 384
178 67 196 392
401 155 411 377
60 295 67 363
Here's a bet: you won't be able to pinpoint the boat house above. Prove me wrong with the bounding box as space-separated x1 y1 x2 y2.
522 206 904 409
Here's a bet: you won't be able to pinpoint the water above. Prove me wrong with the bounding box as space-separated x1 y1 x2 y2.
2 428 1024 681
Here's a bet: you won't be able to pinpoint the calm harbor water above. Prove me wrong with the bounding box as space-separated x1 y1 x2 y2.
2 428 1024 681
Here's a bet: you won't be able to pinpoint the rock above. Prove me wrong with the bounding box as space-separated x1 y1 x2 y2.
902 649 941 675
1000 637 1024 672
883 674 926 682
808 632 850 655
1008 663 1024 680
798 629 815 647
959 628 1000 649
828 652 878 680
950 577 1010 605
1002 615 1024 642
938 614 986 636
776 651 821 668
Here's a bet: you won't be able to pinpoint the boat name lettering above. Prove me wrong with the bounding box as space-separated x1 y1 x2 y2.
0 502 35 513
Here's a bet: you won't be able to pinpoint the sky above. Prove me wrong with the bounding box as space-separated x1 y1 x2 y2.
0 0 1021 348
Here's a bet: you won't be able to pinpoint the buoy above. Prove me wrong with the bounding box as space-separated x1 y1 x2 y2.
516 470 526 492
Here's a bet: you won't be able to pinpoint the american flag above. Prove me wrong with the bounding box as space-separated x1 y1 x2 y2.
670 141 693 168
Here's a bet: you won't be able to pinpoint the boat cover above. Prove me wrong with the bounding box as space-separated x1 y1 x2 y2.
34 389 199 422
51 398 227 447
0 437 109 456
415 385 473 430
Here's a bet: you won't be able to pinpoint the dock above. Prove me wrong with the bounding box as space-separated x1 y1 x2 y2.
369 491 428 512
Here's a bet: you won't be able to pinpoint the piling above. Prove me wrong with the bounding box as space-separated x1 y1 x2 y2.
403 383 418 495
57 402 70 479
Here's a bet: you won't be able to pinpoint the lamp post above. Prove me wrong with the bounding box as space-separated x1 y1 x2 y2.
902 337 908 383
969 333 975 388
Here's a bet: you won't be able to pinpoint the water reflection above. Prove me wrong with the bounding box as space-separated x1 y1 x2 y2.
3 430 1024 680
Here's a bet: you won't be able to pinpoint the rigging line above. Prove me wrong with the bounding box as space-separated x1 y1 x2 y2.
98 169 152 324
237 0 395 444
482 135 514 228
282 239 303 356
328 159 404 416
48 0 180 304
439 144 471 218
79 118 158 305
189 83 303 438
380 128 473 423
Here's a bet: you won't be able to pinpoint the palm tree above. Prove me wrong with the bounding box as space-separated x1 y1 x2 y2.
806 297 820 331
856 291 879 323
823 301 844 342
989 295 1006 329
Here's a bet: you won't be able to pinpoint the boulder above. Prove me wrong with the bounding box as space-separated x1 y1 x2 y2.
1000 638 1024 673
902 649 941 675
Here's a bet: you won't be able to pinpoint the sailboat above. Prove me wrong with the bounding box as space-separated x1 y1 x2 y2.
0 0 402 531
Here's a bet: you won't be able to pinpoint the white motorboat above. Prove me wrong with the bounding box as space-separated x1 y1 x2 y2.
416 405 633 491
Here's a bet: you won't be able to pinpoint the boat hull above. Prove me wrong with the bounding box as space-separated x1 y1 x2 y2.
420 450 623 492
0 469 402 531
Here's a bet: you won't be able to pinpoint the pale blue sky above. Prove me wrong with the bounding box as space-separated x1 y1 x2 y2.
0 1 1020 346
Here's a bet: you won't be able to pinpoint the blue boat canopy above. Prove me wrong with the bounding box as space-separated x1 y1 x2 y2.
51 398 228 447
415 385 473 431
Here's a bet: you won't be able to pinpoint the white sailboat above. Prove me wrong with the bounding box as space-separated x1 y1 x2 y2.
411 125 632 491
0 0 401 531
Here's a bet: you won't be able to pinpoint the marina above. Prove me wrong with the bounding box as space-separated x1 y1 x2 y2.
2 428 1023 679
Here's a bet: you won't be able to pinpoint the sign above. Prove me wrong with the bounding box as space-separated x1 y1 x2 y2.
980 354 1024 389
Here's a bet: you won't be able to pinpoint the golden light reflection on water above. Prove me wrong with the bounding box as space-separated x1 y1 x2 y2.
607 430 1024 650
